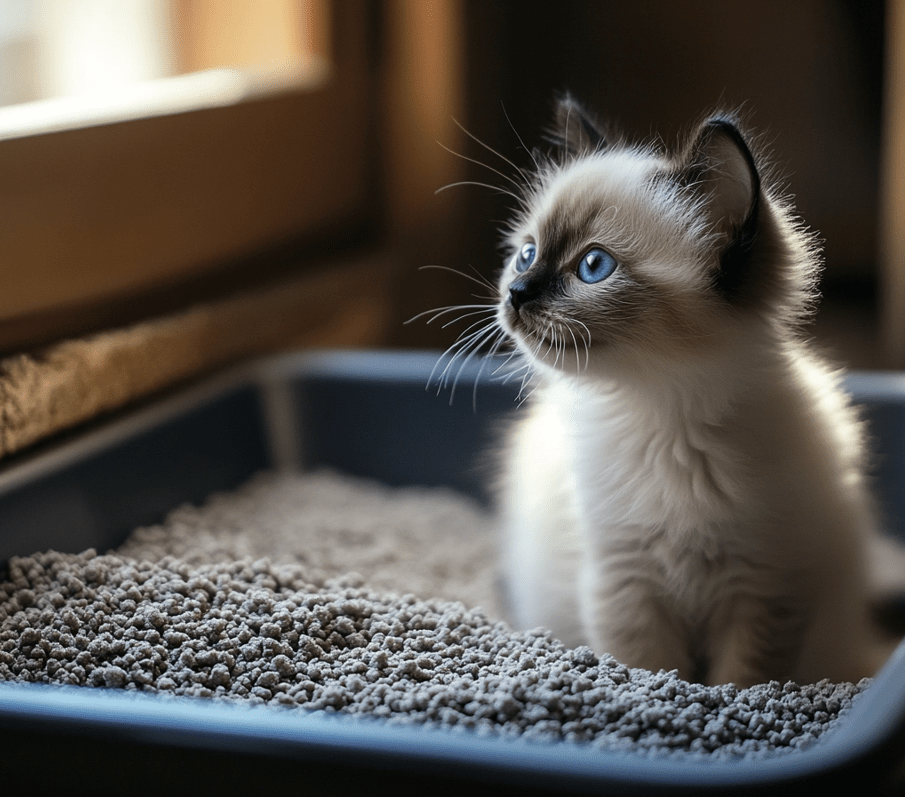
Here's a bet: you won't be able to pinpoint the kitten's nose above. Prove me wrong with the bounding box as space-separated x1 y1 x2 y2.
508 274 542 311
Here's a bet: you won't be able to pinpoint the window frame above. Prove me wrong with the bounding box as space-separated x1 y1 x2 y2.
0 0 380 355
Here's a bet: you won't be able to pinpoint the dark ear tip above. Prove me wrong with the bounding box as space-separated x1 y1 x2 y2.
694 115 758 175
699 115 756 154
704 114 742 129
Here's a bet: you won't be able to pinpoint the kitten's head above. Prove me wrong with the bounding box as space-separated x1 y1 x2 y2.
496 96 818 379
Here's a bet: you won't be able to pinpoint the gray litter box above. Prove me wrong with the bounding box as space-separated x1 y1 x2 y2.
0 349 903 795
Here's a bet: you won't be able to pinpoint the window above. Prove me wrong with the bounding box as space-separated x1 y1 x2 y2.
0 0 378 354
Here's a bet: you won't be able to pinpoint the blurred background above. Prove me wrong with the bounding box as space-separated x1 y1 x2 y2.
0 0 899 395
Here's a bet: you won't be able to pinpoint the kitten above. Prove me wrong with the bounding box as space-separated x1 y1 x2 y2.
485 96 892 687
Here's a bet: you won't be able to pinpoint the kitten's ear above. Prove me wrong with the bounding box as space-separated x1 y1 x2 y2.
679 117 760 247
553 94 607 154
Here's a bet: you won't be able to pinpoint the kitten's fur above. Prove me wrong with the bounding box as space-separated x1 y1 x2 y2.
492 97 892 687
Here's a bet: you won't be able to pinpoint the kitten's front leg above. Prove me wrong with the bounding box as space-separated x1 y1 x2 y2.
578 556 695 680
706 594 804 687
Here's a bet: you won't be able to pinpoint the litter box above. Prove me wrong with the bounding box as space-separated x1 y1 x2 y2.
0 348 903 795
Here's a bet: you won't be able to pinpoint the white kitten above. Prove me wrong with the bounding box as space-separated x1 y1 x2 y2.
489 97 892 687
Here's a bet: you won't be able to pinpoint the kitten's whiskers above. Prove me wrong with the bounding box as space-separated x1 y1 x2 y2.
418 264 498 294
405 304 495 326
437 139 526 197
470 328 509 410
500 103 541 173
430 313 509 405
574 319 592 370
452 116 533 183
436 181 522 204
439 308 497 330
565 325 584 373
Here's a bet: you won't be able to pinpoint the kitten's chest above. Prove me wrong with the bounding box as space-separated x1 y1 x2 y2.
550 385 750 536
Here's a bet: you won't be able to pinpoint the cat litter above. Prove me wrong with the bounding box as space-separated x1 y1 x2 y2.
0 470 867 760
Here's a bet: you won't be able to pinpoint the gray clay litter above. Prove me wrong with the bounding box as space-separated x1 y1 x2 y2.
0 471 869 758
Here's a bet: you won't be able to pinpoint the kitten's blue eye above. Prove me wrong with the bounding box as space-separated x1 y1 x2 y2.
515 242 536 272
578 247 617 283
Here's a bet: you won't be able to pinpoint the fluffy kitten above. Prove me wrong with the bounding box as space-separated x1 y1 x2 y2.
489 97 891 687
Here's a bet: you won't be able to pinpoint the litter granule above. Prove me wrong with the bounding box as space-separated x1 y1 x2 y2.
0 470 869 758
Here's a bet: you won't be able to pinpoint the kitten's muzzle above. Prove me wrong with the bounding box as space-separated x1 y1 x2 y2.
508 273 544 312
